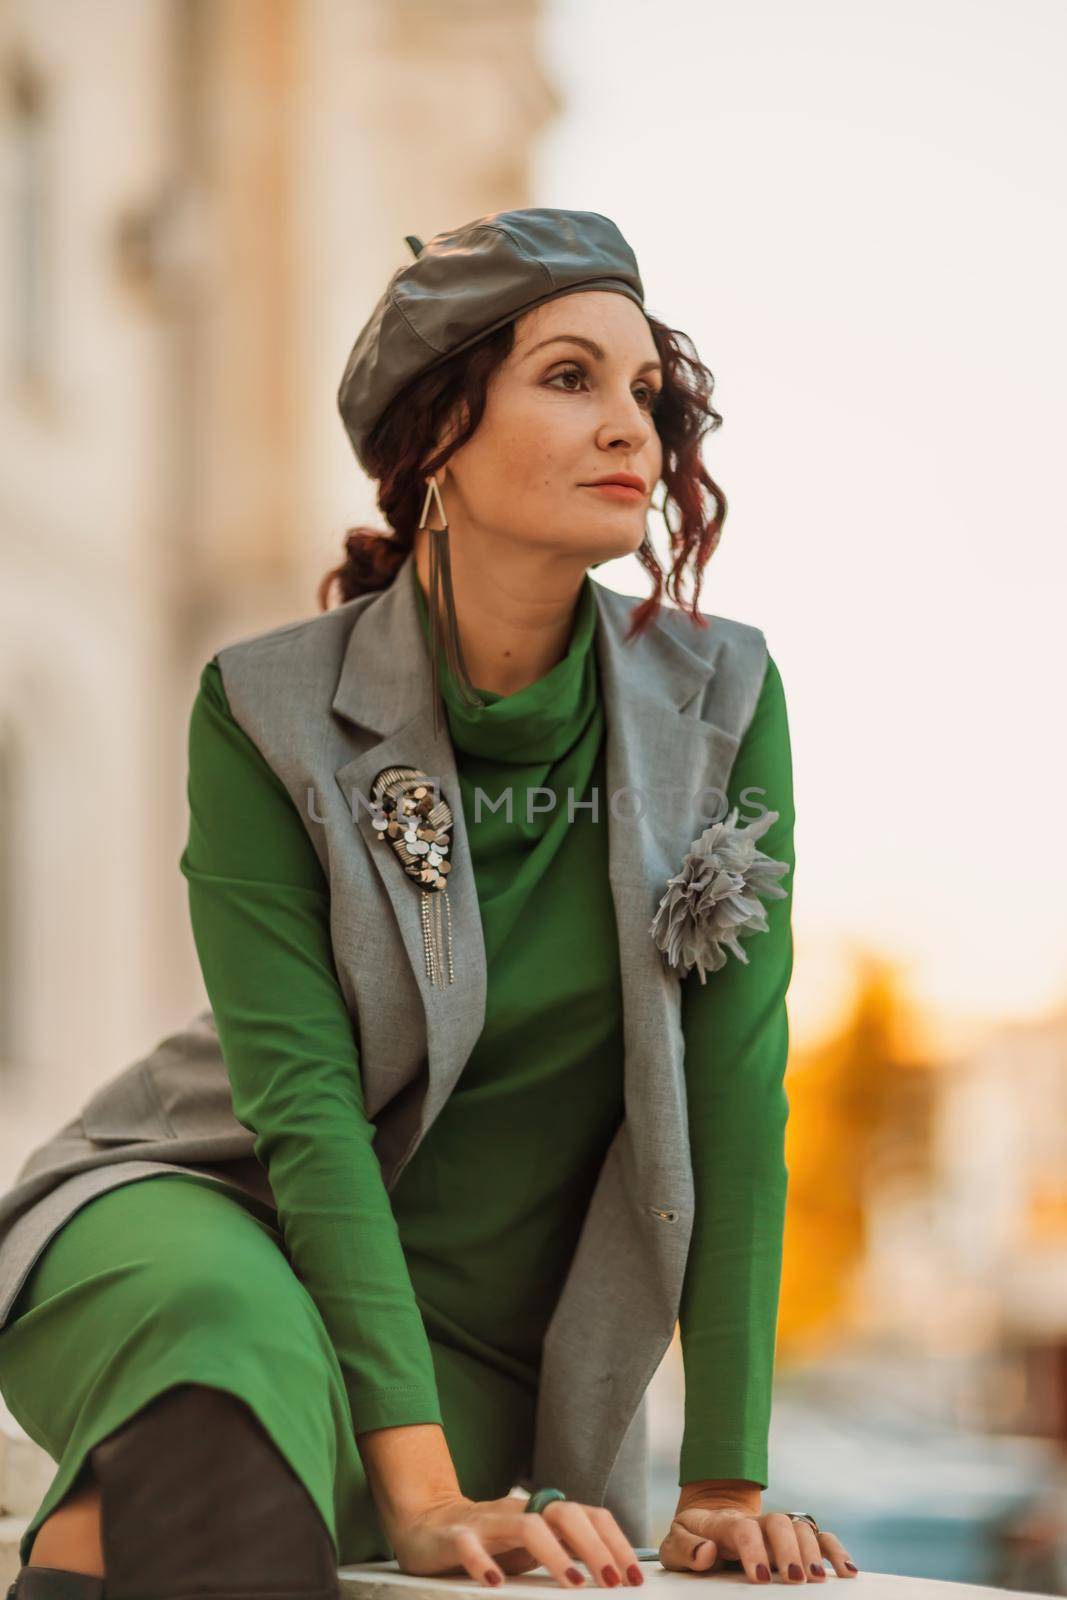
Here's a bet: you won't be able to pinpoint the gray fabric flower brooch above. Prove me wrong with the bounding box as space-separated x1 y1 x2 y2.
649 805 791 983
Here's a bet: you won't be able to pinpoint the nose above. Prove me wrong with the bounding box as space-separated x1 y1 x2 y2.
595 389 656 457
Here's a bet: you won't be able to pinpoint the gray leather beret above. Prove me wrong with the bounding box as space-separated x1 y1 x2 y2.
337 207 646 474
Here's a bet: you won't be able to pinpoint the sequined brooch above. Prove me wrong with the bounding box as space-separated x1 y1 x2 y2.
370 766 455 989
649 805 790 984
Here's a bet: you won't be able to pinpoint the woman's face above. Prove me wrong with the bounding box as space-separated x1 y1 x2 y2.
436 290 664 568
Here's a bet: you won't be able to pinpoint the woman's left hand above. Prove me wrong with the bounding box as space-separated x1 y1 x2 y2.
659 1487 860 1584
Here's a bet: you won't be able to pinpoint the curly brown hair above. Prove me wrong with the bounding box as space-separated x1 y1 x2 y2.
317 311 727 641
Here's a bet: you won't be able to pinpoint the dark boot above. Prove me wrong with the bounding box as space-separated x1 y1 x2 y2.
88 1381 342 1600
6 1572 105 1600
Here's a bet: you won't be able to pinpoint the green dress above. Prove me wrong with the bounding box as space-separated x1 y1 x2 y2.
0 560 794 1568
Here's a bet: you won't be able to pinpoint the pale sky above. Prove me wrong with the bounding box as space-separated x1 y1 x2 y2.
535 0 1067 1050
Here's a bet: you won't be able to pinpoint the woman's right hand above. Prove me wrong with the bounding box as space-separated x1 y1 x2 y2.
388 1491 647 1588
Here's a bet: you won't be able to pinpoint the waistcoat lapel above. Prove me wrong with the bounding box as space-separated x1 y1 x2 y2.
331 554 488 1161
594 578 740 1200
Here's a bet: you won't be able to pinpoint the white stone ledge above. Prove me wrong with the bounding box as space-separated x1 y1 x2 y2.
1 1541 1059 1597
335 1564 1060 1600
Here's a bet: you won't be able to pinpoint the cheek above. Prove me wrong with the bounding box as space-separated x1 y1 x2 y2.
456 436 565 526
468 440 559 502
483 411 578 492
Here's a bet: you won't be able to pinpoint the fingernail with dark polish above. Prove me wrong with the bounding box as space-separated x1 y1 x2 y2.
789 1565 803 1581
845 1563 858 1573
811 1563 824 1576
486 1573 502 1586
603 1568 621 1587
757 1565 771 1583
627 1565 644 1585
566 1568 586 1586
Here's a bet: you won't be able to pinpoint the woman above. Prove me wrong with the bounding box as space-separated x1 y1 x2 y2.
0 209 859 1599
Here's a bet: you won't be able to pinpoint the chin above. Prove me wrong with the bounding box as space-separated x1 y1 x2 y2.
612 528 649 562
585 521 646 558
578 542 635 570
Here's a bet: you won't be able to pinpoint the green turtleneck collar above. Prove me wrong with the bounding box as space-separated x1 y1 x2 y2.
410 554 600 763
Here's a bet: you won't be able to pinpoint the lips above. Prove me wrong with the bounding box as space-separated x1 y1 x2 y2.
582 480 646 502
582 474 647 492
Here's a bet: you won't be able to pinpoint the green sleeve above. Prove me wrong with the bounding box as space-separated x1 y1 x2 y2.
179 656 444 1437
676 651 795 1488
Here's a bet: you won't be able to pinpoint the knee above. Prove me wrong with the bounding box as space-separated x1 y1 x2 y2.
138 1255 306 1359
143 1255 263 1327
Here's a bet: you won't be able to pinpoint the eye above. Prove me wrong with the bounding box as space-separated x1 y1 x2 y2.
546 362 663 412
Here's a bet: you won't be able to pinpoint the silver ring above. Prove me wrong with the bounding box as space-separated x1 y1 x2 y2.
788 1513 822 1536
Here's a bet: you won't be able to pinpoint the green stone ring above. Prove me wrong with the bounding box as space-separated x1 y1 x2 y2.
525 1487 568 1514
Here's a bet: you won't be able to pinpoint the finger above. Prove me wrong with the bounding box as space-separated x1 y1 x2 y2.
788 1520 827 1580
583 1505 647 1586
542 1502 624 1587
816 1530 860 1578
448 1525 505 1587
727 1517 775 1585
490 1510 588 1588
761 1512 806 1583
658 1517 720 1574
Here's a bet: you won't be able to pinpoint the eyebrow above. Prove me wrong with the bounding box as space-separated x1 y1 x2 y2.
525 333 662 376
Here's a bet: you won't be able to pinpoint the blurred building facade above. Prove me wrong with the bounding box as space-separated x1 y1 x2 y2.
0 0 559 1177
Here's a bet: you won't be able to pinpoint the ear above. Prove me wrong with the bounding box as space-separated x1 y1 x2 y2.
435 396 472 461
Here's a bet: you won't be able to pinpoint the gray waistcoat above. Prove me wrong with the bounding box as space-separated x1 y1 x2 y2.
0 549 767 1544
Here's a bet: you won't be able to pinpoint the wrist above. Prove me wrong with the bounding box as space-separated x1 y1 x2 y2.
678 1478 763 1516
356 1421 463 1537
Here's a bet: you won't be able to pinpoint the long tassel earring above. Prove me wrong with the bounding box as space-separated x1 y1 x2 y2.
419 475 485 737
